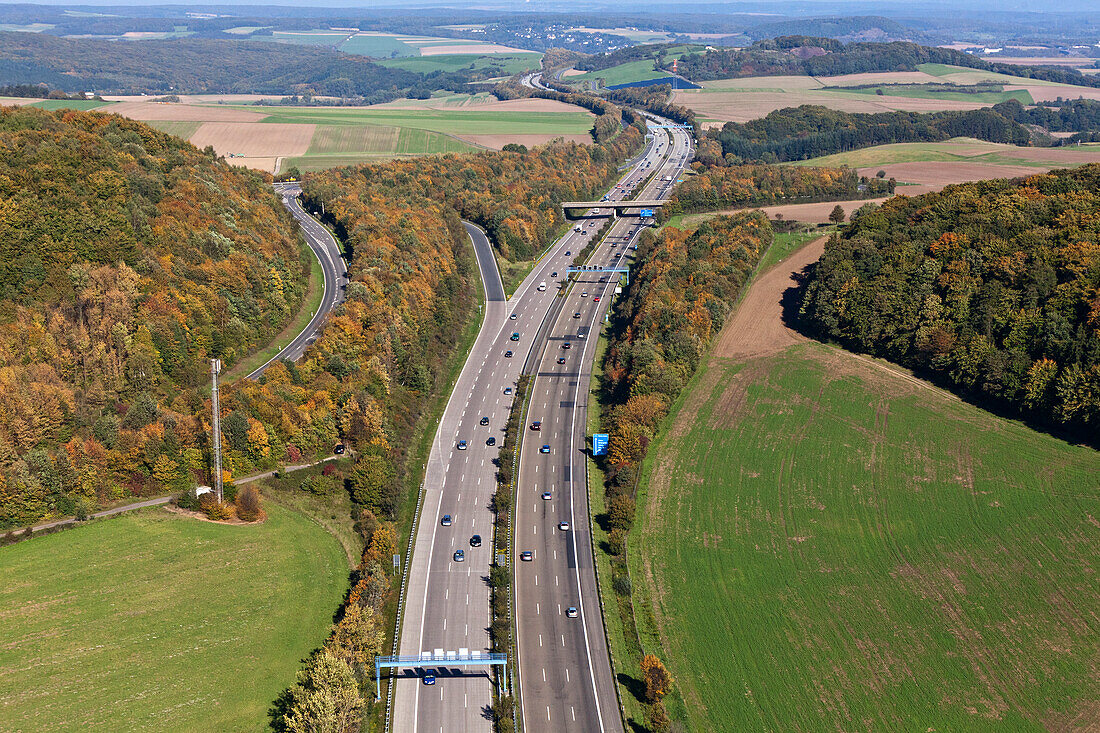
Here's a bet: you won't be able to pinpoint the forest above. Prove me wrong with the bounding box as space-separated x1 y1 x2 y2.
0 106 308 527
707 104 1033 163
800 164 1100 438
661 163 894 216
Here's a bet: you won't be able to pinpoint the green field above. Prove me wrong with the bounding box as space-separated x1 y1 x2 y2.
837 85 1033 104
788 138 1100 169
567 59 676 88
285 124 480 170
29 99 114 111
245 106 594 136
632 336 1100 730
337 33 416 57
266 30 349 47
0 504 347 732
377 52 542 75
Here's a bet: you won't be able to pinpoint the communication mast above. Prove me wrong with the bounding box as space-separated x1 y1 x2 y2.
211 358 223 502
671 58 679 91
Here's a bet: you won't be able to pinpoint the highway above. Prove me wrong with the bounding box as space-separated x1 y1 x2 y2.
248 182 348 380
392 109 691 731
512 121 693 732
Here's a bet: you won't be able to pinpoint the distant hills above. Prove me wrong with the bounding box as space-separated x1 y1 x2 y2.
0 31 494 99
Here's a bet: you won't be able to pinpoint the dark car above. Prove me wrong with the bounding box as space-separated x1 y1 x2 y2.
453 549 465 562
531 421 542 431
441 514 452 526
423 673 436 686
565 250 571 256
504 350 513 358
333 444 346 454
520 551 533 561
480 416 490 426
540 445 551 454
573 312 581 319
557 357 566 364
486 436 496 446
510 332 520 341
470 534 482 547
562 341 572 350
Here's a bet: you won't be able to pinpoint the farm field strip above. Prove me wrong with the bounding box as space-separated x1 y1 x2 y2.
789 139 1100 169
236 106 595 135
0 505 347 732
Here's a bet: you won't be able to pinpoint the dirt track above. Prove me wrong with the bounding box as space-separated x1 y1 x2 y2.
713 237 827 360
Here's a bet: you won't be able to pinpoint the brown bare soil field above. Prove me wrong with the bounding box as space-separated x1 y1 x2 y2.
0 97 41 107
228 157 279 174
714 236 826 360
418 43 530 55
1006 84 1100 102
107 101 268 122
861 161 1037 193
453 132 592 149
678 89 988 124
189 122 315 158
561 68 585 78
816 70 942 85
754 197 892 223
994 57 1097 66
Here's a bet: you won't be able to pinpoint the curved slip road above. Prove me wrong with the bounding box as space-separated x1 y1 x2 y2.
248 183 347 380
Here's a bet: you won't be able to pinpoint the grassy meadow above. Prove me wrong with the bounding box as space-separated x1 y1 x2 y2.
0 504 347 732
244 105 594 136
632 338 1100 731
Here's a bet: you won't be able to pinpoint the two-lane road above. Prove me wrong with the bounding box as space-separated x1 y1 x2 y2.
248 183 348 380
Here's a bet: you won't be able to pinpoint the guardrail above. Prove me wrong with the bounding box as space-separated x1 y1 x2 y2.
384 479 425 729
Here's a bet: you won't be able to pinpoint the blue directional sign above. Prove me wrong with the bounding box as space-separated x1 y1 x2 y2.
639 208 654 218
592 433 609 456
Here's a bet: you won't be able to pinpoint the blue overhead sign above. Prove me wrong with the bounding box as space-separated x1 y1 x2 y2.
592 434 609 456
640 209 654 218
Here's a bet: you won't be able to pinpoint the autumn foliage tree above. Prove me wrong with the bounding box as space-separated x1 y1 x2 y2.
641 654 673 703
801 163 1100 439
0 106 307 527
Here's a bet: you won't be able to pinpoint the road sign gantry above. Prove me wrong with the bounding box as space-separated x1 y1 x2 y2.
373 651 507 700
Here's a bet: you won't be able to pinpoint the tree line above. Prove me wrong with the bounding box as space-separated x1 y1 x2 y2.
706 104 1032 163
800 163 1100 440
662 163 893 217
672 38 1100 90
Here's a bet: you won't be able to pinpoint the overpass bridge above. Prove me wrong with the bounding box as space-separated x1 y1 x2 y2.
562 199 666 216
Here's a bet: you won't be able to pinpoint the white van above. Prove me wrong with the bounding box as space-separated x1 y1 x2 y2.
537 282 547 292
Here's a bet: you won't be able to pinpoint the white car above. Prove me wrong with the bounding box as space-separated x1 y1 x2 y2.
558 521 570 531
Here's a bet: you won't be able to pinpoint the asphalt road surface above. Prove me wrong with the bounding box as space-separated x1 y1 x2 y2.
392 116 691 732
513 121 693 733
248 183 347 380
